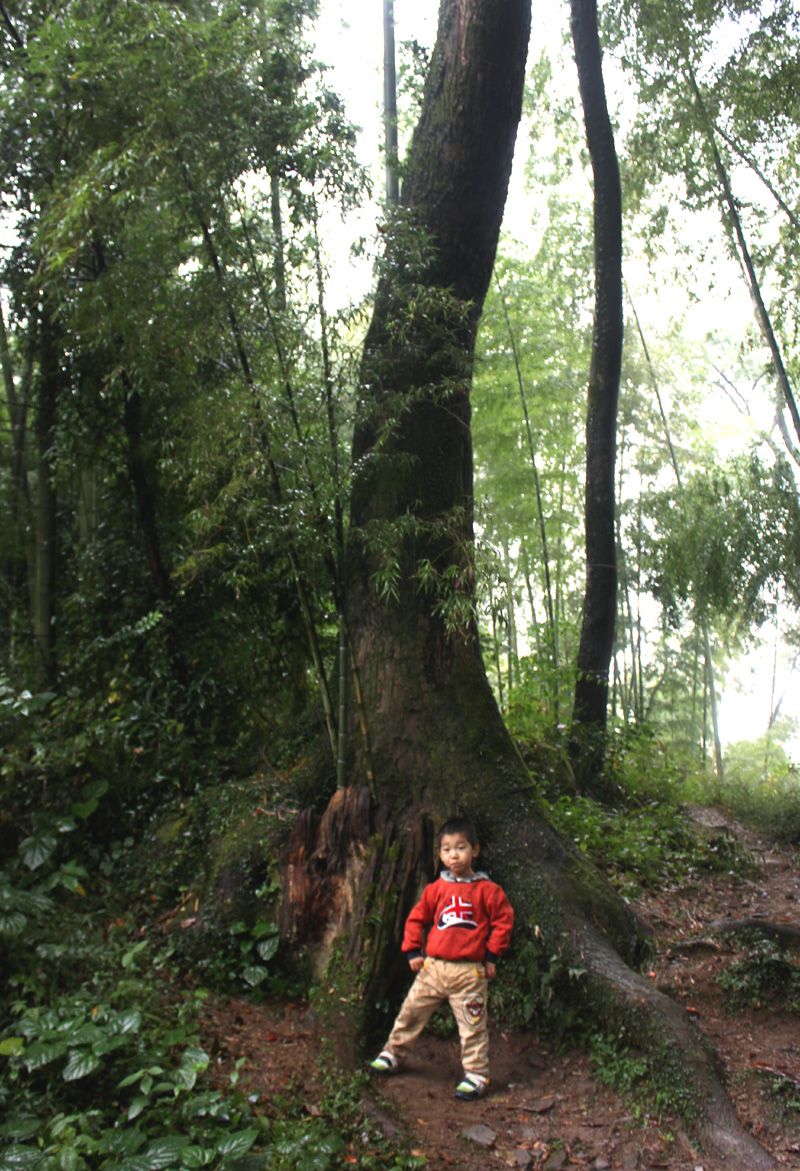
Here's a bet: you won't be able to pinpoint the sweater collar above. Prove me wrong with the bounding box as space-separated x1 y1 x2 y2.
440 869 488 884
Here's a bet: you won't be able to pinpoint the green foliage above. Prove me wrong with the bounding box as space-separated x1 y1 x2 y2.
721 730 800 842
0 779 426 1171
761 1067 800 1121
716 937 800 1013
182 918 285 995
547 791 750 898
490 936 587 1040
589 1028 699 1122
642 454 800 626
0 833 264 1171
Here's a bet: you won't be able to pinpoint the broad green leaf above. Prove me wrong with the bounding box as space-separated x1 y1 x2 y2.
139 1135 190 1168
20 835 57 870
255 937 279 962
242 965 268 987
251 921 278 939
0 1037 25 1057
179 1047 208 1071
96 1125 146 1157
177 1147 209 1169
115 1157 151 1171
172 1066 197 1091
93 1034 129 1057
65 1024 103 1046
23 1040 68 1071
113 1010 142 1035
122 940 148 969
0 1146 42 1169
0 911 27 936
85 779 109 798
57 1149 81 1171
70 799 98 820
127 1096 149 1121
0 1119 40 1140
214 1129 258 1159
63 1049 102 1081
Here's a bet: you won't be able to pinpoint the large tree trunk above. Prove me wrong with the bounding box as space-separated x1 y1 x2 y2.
280 2 774 1165
569 0 623 771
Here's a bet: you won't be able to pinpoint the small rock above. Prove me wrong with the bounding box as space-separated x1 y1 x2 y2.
511 1149 533 1168
527 1096 556 1113
593 1160 611 1171
543 1150 567 1170
461 1123 496 1148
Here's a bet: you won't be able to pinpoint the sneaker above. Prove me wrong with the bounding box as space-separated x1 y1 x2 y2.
454 1072 488 1100
369 1050 399 1074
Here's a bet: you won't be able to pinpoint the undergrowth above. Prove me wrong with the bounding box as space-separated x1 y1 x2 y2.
0 774 424 1171
588 1028 698 1127
716 937 800 1014
3 674 798 1169
545 793 752 897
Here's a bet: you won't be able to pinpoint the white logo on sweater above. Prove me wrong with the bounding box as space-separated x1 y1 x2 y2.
437 894 477 931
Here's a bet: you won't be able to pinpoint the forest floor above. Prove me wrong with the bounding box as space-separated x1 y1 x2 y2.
200 810 800 1170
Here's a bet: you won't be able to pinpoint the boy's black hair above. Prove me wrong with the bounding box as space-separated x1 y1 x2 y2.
436 815 479 847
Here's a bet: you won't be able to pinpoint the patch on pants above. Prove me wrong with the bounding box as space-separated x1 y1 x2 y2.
462 992 485 1024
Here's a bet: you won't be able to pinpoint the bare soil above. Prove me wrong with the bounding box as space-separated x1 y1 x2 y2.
200 811 800 1170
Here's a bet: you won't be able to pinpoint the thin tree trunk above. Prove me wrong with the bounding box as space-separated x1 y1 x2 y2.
629 291 724 763
570 0 624 772
270 172 287 310
520 545 543 660
123 385 172 604
32 304 59 686
497 280 557 671
703 623 725 786
1 301 34 658
490 595 505 711
687 65 800 453
383 0 399 204
714 123 800 238
502 538 518 692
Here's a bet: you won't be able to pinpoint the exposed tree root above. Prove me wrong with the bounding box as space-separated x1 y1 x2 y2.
711 916 800 949
571 921 777 1169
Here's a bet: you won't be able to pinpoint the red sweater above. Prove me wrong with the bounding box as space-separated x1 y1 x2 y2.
402 871 514 964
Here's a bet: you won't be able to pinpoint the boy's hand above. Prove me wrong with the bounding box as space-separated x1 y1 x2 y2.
484 961 497 980
408 956 424 973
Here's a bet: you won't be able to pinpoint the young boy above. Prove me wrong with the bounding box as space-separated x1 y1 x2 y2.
369 816 514 1100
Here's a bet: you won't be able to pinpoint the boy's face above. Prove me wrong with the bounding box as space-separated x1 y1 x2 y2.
439 832 479 877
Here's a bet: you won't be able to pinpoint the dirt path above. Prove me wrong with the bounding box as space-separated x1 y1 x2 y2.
201 812 800 1170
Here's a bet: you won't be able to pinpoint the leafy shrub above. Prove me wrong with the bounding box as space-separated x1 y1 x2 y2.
589 1029 698 1122
547 793 750 896
716 938 800 1012
719 733 800 842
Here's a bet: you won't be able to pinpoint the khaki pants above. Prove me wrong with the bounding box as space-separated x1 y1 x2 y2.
385 958 490 1078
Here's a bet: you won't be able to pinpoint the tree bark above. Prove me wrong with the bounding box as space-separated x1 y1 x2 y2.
569 0 623 769
279 2 775 1164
